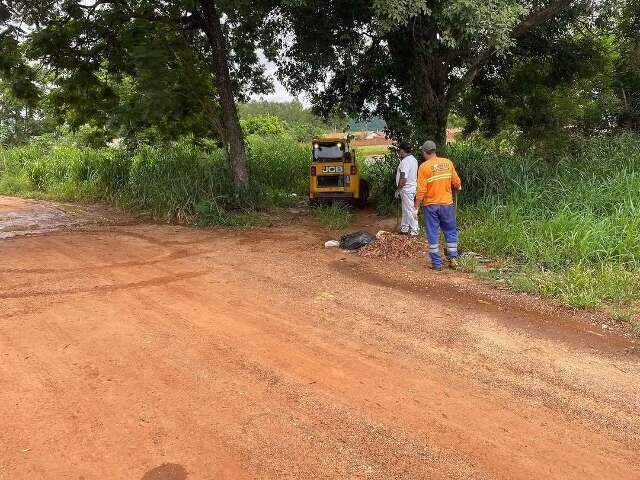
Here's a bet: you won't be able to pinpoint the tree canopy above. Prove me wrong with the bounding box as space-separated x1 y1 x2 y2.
273 0 633 146
0 0 638 166
2 0 283 188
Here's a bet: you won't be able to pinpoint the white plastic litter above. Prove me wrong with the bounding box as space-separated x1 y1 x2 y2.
324 240 340 248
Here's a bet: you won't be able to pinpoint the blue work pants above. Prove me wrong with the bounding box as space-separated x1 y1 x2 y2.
423 204 458 268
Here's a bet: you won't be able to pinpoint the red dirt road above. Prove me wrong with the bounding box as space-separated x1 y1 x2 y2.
1 196 639 479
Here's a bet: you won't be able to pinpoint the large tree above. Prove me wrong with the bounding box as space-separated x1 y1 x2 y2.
614 0 640 131
5 0 277 190
458 10 620 145
275 0 583 146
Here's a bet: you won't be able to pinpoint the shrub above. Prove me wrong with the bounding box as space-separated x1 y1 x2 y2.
453 134 640 307
312 202 353 230
360 153 399 215
240 115 288 137
0 135 311 222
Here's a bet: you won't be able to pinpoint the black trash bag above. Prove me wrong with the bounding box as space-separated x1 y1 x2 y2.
339 231 376 250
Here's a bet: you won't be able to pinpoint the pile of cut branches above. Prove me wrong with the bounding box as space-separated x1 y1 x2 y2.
359 233 427 259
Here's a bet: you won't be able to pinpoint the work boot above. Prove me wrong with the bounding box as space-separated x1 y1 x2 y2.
449 258 459 270
430 264 443 272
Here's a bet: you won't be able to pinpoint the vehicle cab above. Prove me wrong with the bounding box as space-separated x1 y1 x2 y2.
309 138 368 207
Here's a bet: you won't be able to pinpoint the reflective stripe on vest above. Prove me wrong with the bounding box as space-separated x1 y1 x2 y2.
426 173 452 184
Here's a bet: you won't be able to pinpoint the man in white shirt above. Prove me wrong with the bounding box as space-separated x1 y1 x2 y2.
395 142 419 236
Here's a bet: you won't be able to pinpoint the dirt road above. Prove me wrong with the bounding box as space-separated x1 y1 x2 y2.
1 196 639 479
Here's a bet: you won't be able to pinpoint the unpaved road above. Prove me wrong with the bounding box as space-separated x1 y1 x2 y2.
1 196 639 480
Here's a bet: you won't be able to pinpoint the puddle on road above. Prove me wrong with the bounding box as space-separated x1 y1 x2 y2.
0 197 134 239
0 204 82 239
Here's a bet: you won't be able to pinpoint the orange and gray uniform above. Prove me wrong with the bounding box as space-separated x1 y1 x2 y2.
415 157 461 206
416 157 462 268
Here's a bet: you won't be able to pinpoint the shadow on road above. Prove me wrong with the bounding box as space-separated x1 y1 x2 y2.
142 463 188 480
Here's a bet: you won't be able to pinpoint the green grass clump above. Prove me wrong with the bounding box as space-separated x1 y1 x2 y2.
0 174 32 195
312 202 353 230
195 200 267 228
609 309 634 324
456 256 481 273
360 153 399 215
529 264 640 308
452 134 640 309
0 136 311 224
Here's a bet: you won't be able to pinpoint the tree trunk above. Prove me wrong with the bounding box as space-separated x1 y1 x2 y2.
414 91 449 149
411 28 450 149
388 23 450 149
199 0 249 191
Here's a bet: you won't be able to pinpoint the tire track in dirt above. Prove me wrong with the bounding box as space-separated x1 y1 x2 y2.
0 271 209 300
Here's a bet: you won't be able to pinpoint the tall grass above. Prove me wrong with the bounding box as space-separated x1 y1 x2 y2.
450 134 640 307
0 136 311 223
312 202 353 230
360 154 399 215
360 134 640 308
0 143 129 202
246 135 310 193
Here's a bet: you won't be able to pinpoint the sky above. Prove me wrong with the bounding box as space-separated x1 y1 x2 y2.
251 59 304 104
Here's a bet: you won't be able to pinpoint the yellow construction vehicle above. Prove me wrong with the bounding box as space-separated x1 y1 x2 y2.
309 137 369 207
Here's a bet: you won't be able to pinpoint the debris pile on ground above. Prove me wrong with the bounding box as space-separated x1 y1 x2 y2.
359 233 427 259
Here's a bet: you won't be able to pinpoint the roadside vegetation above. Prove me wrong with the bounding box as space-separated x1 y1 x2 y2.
311 202 353 230
363 134 640 315
3 121 640 321
454 135 640 311
4 131 640 315
0 134 310 225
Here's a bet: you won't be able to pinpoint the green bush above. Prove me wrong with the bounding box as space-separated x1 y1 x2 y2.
360 153 399 215
453 134 640 307
240 115 288 137
0 135 310 222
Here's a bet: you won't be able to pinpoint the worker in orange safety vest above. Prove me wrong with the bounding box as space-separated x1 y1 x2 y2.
414 140 462 271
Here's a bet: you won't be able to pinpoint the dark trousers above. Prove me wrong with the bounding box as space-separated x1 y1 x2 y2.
424 204 458 268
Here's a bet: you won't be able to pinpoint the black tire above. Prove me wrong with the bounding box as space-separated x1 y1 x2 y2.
356 180 370 208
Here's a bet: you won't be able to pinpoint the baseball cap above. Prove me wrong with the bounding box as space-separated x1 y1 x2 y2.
420 140 437 152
